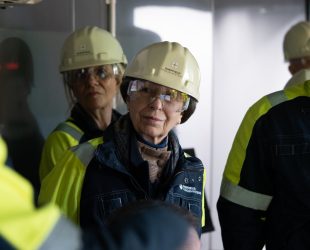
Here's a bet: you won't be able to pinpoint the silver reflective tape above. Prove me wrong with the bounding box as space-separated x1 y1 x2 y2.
55 122 83 141
220 177 272 211
267 91 288 107
71 142 96 166
40 216 82 250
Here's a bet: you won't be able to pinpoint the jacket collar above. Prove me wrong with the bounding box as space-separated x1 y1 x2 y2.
70 103 121 142
94 114 183 193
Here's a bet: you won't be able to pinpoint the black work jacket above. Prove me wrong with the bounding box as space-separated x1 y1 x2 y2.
218 82 310 250
79 115 205 234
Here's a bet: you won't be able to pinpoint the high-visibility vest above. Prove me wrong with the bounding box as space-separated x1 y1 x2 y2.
0 136 82 249
39 120 83 182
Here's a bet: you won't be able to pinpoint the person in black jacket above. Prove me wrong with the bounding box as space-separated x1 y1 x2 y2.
0 134 197 250
217 21 310 250
39 41 208 237
217 65 310 250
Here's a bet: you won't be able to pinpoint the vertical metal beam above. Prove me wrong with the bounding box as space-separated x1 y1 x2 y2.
105 0 116 36
306 0 310 21
71 0 76 31
105 0 117 108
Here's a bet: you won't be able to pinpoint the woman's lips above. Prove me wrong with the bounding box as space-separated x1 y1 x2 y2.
87 91 101 97
142 115 164 124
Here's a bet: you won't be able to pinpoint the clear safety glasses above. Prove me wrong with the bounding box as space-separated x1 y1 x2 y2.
65 64 119 86
127 79 190 112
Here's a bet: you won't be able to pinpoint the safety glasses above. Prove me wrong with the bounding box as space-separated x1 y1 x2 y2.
65 64 119 87
127 79 190 112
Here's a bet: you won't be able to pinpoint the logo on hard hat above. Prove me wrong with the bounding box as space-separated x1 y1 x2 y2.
171 61 178 69
76 43 90 56
79 44 87 50
162 61 182 78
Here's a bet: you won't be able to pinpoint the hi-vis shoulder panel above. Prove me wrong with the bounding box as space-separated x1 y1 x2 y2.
39 120 85 182
39 137 103 225
220 88 298 211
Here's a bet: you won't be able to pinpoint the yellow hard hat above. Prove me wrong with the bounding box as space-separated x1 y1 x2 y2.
59 26 127 72
124 41 200 101
283 21 310 61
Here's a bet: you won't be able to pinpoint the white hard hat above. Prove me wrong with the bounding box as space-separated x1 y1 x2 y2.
283 21 310 61
60 26 127 72
124 41 201 101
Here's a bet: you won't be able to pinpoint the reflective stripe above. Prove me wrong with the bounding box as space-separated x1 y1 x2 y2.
201 167 206 227
267 91 288 107
220 177 272 211
69 137 103 167
70 142 97 167
184 152 191 158
55 122 83 142
183 152 206 227
40 216 82 250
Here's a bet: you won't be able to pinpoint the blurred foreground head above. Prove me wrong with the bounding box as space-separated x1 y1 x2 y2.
106 200 201 250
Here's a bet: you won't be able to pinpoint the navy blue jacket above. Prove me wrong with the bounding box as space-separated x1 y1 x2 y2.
80 115 205 234
218 81 310 250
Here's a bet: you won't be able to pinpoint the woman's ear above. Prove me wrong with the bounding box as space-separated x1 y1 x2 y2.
126 95 130 104
177 114 182 125
116 77 122 87
71 86 78 98
125 96 130 110
288 64 296 75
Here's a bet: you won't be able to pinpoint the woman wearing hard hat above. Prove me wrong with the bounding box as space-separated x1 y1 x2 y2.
1 134 194 250
39 41 206 236
39 26 127 182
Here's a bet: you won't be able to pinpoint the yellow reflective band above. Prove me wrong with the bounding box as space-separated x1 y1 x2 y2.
183 152 205 227
224 91 289 185
201 167 206 227
220 177 272 211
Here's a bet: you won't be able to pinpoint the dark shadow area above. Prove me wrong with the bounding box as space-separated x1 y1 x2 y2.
0 37 44 197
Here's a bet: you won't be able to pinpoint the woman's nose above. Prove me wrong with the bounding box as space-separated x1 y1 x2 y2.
86 73 99 86
149 96 164 110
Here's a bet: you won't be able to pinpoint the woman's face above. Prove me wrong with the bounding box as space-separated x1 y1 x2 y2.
127 80 188 144
70 65 119 113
